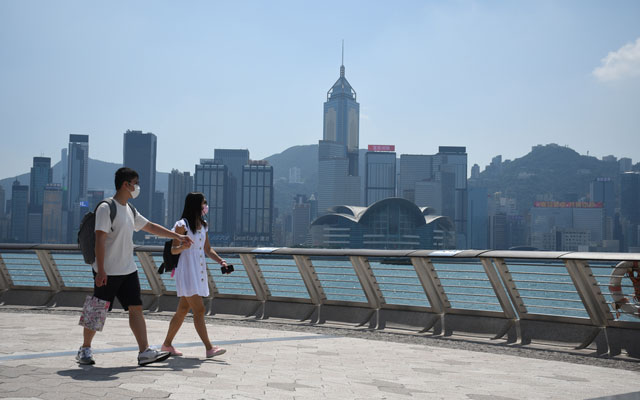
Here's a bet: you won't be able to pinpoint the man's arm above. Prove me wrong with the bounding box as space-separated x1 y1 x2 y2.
142 222 194 246
95 230 108 287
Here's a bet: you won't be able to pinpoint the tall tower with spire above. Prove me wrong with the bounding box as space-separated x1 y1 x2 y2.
317 42 361 215
323 41 360 176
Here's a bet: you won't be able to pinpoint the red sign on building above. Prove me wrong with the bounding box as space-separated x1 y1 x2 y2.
367 145 395 152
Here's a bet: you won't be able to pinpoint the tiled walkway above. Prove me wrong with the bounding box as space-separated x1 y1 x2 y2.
1 310 639 399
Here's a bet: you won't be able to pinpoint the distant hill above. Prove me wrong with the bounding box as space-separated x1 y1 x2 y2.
1 158 169 202
470 144 621 213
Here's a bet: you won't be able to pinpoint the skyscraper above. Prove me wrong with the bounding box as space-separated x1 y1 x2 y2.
318 49 361 214
291 194 312 246
590 178 615 240
365 146 396 206
620 172 640 250
237 161 274 246
123 130 157 218
168 169 194 227
468 186 489 249
323 51 360 175
214 149 250 236
195 159 229 244
10 180 29 242
42 184 63 243
67 134 89 210
30 157 52 209
66 134 89 242
0 185 5 216
398 155 432 202
434 146 468 248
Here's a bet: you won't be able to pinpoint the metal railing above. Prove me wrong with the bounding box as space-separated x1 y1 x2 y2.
1 244 639 356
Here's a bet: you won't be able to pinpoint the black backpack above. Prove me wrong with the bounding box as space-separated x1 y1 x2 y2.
77 198 137 264
158 218 187 274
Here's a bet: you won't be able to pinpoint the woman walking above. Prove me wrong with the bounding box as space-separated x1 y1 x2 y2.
161 192 229 358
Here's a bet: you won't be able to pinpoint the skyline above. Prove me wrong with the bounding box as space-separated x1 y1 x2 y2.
1 1 640 179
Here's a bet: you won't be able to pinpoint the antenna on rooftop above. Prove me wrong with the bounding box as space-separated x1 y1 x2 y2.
342 39 344 66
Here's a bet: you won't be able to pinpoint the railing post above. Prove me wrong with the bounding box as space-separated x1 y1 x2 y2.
35 250 65 291
135 251 166 296
0 254 14 291
349 256 385 309
492 258 528 316
564 260 611 327
239 253 271 319
481 258 521 341
293 255 326 306
411 257 450 334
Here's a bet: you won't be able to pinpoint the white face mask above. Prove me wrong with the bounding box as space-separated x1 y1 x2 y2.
130 184 140 199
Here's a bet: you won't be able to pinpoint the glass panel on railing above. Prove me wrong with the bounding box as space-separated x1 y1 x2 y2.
433 259 502 312
51 252 93 287
310 258 367 303
369 258 429 307
505 259 588 318
1 252 48 287
206 255 253 295
255 256 308 299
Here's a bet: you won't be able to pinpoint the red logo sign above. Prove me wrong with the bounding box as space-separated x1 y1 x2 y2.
368 145 395 152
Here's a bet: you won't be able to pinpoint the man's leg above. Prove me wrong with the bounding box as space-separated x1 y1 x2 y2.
82 327 97 348
128 305 148 352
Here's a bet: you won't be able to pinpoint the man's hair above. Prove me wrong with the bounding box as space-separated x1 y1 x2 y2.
115 167 139 190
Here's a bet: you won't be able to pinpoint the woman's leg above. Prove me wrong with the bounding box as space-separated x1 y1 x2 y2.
184 295 212 350
163 297 190 347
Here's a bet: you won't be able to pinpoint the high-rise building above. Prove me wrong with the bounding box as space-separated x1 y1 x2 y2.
468 186 488 249
168 169 194 227
237 161 274 246
434 146 468 248
470 164 480 179
10 180 29 242
30 157 52 209
619 158 633 173
365 146 396 205
214 149 250 236
195 159 229 244
152 191 165 227
67 134 89 210
66 134 89 242
123 130 157 218
323 49 360 176
398 154 432 202
620 172 640 250
530 201 604 251
590 178 615 240
87 190 105 211
0 185 5 216
291 194 312 246
317 51 361 215
42 184 63 243
289 167 302 184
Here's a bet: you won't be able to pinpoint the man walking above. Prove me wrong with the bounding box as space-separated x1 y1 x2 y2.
77 167 194 366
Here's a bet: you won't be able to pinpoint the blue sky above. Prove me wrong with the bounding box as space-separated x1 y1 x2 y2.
1 0 639 179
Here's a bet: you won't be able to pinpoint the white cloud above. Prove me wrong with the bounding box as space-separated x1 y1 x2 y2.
593 37 640 82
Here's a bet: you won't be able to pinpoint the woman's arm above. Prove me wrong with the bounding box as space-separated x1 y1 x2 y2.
203 233 227 266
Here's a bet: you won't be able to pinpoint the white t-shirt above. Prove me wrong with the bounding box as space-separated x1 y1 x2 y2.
92 198 149 275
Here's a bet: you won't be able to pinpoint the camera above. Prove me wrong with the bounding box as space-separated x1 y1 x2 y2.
221 264 234 274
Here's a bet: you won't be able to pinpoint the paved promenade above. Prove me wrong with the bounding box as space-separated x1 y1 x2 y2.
1 309 640 400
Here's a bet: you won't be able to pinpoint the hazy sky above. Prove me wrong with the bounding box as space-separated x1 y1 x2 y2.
1 1 639 179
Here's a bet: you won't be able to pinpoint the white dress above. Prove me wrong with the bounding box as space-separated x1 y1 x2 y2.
172 219 210 297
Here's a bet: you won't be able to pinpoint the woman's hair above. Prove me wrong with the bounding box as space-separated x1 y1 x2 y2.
180 192 208 234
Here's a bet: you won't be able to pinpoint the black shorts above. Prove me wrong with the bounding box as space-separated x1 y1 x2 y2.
93 271 143 311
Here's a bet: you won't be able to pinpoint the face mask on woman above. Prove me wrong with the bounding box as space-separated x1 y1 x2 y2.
202 204 209 216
